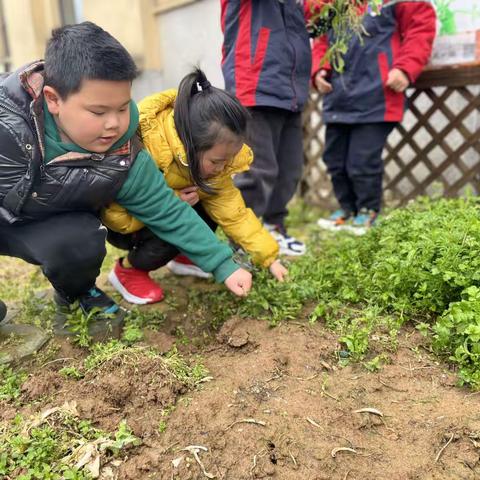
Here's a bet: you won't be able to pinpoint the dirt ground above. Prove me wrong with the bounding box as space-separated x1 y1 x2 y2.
3 303 480 479
2 256 480 480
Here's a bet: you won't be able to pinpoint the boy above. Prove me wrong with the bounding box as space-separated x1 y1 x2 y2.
221 0 312 256
0 22 252 335
313 0 436 232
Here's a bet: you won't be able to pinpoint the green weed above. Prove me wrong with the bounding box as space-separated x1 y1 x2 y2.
0 365 27 402
0 409 139 479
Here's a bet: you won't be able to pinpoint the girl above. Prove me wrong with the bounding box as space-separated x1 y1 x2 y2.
102 69 287 304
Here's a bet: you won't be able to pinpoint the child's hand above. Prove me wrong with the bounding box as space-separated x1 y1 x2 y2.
179 186 200 206
224 268 252 297
314 69 333 94
269 260 288 282
386 68 409 93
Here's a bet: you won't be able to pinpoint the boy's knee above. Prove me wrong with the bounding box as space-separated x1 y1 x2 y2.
46 214 107 267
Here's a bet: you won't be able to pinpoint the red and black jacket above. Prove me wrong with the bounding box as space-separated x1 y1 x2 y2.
312 0 436 123
221 0 312 112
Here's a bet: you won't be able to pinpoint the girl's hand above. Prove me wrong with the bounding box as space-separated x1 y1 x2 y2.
269 260 288 282
224 268 252 297
314 69 333 94
386 68 409 93
179 186 200 206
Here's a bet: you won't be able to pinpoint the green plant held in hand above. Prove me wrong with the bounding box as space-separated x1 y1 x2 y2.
306 0 383 71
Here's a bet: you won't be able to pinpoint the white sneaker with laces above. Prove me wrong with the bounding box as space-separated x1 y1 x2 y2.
264 223 306 256
166 258 212 279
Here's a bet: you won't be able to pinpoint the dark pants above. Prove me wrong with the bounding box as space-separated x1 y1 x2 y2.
0 212 107 302
234 106 304 226
323 122 396 213
107 202 217 272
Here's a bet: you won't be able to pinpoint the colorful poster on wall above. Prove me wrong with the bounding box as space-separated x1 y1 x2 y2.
431 0 480 66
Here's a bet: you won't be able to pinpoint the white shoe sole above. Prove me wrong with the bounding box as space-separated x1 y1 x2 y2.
108 269 155 305
317 218 367 236
279 246 306 256
346 226 367 236
166 261 212 279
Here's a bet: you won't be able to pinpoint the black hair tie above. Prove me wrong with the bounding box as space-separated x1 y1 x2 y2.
199 79 211 91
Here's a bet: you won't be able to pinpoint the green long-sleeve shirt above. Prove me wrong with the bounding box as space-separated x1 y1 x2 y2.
43 101 239 283
116 150 238 282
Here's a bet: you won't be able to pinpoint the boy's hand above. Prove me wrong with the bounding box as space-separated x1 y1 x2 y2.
314 69 333 94
224 268 252 297
179 186 200 206
386 68 409 93
269 260 288 282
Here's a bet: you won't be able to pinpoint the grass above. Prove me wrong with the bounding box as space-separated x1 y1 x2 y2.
0 408 140 479
3 197 480 389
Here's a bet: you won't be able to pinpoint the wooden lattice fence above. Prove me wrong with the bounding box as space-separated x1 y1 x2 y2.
301 64 480 208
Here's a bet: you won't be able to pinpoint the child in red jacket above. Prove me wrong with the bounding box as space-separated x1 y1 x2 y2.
313 0 436 233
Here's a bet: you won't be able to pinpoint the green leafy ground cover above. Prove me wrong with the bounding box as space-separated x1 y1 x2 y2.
190 197 480 388
3 196 480 477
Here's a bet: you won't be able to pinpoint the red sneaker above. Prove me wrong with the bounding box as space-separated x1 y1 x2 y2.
108 259 164 305
166 255 212 279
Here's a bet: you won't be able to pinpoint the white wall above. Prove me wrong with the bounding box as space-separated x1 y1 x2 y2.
441 0 480 32
155 0 224 90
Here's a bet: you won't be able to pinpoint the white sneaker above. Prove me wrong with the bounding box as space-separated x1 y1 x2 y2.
317 209 354 232
166 255 212 279
264 223 306 256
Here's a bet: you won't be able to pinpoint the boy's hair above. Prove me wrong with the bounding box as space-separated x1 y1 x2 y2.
44 21 138 99
174 67 249 193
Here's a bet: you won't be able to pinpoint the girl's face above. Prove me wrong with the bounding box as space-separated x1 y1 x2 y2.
199 138 243 179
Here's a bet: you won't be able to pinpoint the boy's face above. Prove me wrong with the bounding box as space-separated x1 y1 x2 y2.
44 79 131 153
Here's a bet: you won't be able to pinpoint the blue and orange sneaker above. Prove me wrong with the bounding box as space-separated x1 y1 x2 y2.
317 209 354 231
349 208 378 235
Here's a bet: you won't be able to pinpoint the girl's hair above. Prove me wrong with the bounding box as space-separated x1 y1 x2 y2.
174 68 249 193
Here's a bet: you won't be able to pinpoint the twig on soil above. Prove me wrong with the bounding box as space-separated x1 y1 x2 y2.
250 454 257 472
250 448 268 473
291 373 318 381
265 373 283 383
225 418 266 431
435 433 454 463
197 376 214 384
321 383 339 401
331 447 358 458
343 470 351 480
306 417 322 428
354 407 384 417
41 357 74 367
182 445 215 479
289 451 297 467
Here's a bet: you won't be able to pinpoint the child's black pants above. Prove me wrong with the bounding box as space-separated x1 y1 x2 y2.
107 202 217 271
0 212 107 302
323 122 396 213
234 106 304 226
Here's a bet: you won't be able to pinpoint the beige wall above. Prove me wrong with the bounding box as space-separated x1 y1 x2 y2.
1 0 160 70
2 0 60 67
83 0 160 70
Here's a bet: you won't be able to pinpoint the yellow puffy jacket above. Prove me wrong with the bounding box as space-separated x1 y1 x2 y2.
102 89 279 268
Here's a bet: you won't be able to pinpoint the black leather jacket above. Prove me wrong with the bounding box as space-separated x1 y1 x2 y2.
0 61 139 224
